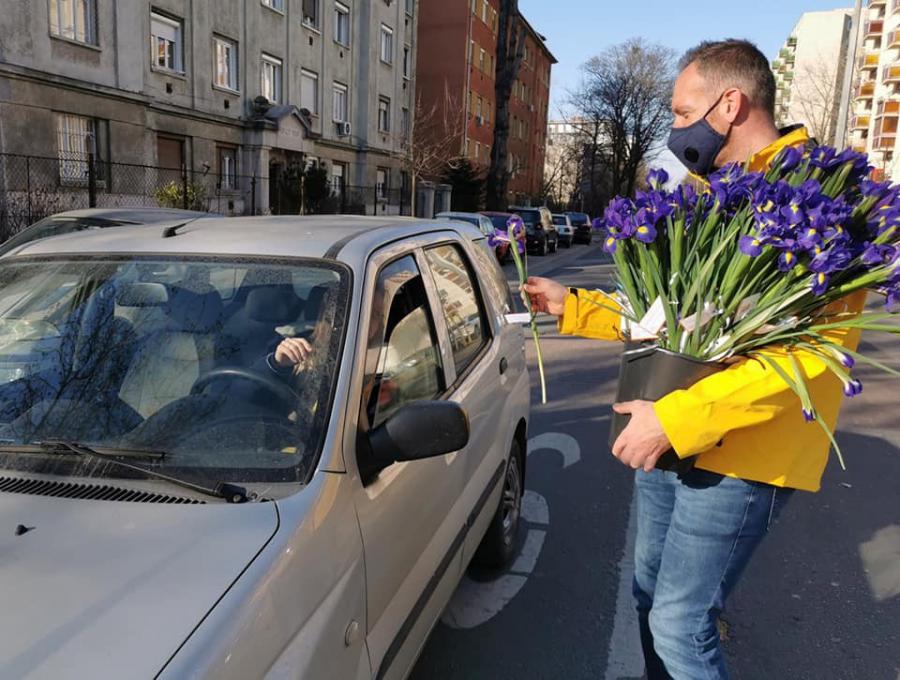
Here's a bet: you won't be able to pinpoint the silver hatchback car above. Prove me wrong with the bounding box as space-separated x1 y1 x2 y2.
0 216 530 679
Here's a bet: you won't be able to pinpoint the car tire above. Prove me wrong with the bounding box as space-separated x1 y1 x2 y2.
473 440 524 568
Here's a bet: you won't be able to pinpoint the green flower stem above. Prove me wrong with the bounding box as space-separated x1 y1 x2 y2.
508 225 547 404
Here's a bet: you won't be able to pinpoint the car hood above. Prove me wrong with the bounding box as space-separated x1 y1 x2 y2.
0 489 279 679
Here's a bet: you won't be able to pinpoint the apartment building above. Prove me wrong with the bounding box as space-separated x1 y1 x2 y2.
772 9 853 147
416 0 555 206
848 0 900 181
0 0 417 215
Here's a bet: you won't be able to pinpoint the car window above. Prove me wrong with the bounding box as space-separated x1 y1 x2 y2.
553 216 567 225
468 239 513 314
364 255 444 429
425 244 489 377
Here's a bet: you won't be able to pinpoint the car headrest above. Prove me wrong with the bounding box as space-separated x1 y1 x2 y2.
116 282 169 307
304 284 337 321
166 286 224 333
245 286 304 324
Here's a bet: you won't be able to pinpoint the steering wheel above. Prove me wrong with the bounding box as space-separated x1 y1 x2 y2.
191 366 299 405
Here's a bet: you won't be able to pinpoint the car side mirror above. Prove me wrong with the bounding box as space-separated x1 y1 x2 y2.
368 400 469 466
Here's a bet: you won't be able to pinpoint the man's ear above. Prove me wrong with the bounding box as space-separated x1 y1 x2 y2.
721 88 744 124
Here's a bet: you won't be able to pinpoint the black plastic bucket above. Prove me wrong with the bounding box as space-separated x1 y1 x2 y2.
609 345 727 473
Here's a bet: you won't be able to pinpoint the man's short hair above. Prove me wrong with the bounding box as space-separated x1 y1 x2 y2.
680 39 776 115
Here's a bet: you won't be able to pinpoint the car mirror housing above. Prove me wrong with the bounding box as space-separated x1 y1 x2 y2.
368 401 470 467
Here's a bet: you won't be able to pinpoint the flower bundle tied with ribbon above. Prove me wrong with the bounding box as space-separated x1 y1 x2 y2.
489 216 548 404
593 145 900 464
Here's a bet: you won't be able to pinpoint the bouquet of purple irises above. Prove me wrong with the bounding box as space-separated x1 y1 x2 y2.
595 144 900 462
489 217 548 404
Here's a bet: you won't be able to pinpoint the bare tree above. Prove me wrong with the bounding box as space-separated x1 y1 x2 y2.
541 127 583 209
399 84 468 213
485 0 526 210
571 38 675 200
789 58 842 146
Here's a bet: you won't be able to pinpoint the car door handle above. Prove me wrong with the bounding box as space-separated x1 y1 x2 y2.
499 357 508 375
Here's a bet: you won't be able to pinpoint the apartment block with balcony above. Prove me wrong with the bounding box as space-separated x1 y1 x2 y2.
416 0 555 207
771 9 853 146
0 0 418 215
848 0 900 180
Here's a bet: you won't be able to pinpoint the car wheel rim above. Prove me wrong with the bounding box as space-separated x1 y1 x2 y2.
501 458 521 547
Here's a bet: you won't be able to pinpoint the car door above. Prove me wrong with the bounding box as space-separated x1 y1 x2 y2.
351 247 468 680
420 237 522 568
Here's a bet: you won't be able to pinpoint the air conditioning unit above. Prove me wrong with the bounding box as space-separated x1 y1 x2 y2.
337 121 352 137
475 115 484 126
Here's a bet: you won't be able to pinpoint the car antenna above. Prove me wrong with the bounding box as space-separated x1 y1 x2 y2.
161 218 200 239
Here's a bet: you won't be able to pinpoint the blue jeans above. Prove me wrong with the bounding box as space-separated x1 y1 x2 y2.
633 467 794 680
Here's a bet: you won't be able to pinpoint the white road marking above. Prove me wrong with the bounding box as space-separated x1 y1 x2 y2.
604 495 645 680
527 432 581 468
441 490 550 630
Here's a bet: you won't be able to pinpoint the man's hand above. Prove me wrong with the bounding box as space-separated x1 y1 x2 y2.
611 400 672 472
521 276 569 316
274 337 314 368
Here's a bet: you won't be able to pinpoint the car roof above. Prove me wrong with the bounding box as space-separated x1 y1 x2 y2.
6 215 485 263
39 208 215 223
435 211 484 218
480 211 514 217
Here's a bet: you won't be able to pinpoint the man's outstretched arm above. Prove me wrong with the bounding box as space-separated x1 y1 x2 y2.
523 277 623 341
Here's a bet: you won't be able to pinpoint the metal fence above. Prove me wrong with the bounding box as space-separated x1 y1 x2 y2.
0 153 413 241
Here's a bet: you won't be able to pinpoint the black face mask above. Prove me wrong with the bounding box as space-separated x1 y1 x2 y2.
667 92 730 176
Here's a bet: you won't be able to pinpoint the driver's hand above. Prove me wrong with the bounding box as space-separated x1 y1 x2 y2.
274 337 314 368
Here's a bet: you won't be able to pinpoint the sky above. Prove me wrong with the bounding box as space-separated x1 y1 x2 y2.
518 0 856 181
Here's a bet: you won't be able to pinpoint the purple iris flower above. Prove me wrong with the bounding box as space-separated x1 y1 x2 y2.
780 201 806 226
506 215 525 236
802 408 816 423
810 246 852 274
811 271 830 296
647 168 669 190
843 379 863 397
777 250 798 272
633 208 658 243
798 226 823 251
861 243 898 266
739 235 764 257
809 146 836 169
777 145 803 173
592 216 605 232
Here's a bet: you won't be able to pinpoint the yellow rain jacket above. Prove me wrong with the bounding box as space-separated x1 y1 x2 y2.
559 127 867 492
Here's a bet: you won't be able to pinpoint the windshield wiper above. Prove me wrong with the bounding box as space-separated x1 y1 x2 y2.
35 440 249 504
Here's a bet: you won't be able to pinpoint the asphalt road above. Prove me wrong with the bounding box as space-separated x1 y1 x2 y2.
410 242 900 680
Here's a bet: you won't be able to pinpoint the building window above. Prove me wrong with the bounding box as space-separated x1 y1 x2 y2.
406 0 415 15
380 24 394 64
331 162 345 195
301 69 319 114
261 0 284 12
56 113 99 184
333 82 348 121
150 11 183 72
378 97 391 133
376 167 388 200
50 0 96 45
214 36 238 91
476 96 483 118
403 45 411 79
218 146 237 190
261 53 282 103
334 2 350 45
474 141 481 160
481 0 488 23
401 107 410 137
302 0 319 29
479 48 486 72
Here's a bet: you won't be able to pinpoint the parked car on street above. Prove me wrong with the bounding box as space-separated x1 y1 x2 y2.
481 211 527 261
0 208 215 258
552 214 574 248
0 215 530 680
566 211 593 245
434 211 508 263
508 206 558 256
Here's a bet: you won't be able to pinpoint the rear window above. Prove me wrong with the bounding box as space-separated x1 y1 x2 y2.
513 209 540 226
568 213 589 225
553 216 567 225
487 215 511 231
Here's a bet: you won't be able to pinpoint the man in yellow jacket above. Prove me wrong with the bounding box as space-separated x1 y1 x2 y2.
524 40 865 680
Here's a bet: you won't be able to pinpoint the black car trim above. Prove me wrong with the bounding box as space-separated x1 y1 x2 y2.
376 459 506 680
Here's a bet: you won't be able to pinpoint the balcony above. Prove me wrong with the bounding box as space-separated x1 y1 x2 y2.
859 81 877 98
853 114 872 129
873 135 896 150
870 0 886 7
787 36 797 48
866 20 885 36
859 52 880 70
852 143 868 154
877 99 900 115
892 0 900 15
782 70 794 82
890 29 900 47
883 65 900 84
779 48 796 62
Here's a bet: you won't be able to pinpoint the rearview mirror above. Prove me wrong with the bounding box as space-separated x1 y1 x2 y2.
368 401 469 466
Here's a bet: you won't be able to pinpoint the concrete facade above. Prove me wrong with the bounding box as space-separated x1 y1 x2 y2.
772 8 853 147
0 0 417 215
415 0 554 206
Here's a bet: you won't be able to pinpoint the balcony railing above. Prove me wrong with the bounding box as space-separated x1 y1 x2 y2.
866 20 885 36
859 81 877 98
877 99 900 115
873 135 895 150
779 48 796 62
860 52 880 70
870 0 886 8
786 36 797 48
889 29 900 47
883 65 900 83
853 115 872 129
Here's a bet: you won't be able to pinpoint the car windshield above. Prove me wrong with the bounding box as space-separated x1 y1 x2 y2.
0 217 132 258
552 216 567 226
568 212 589 225
487 215 512 232
0 256 348 489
